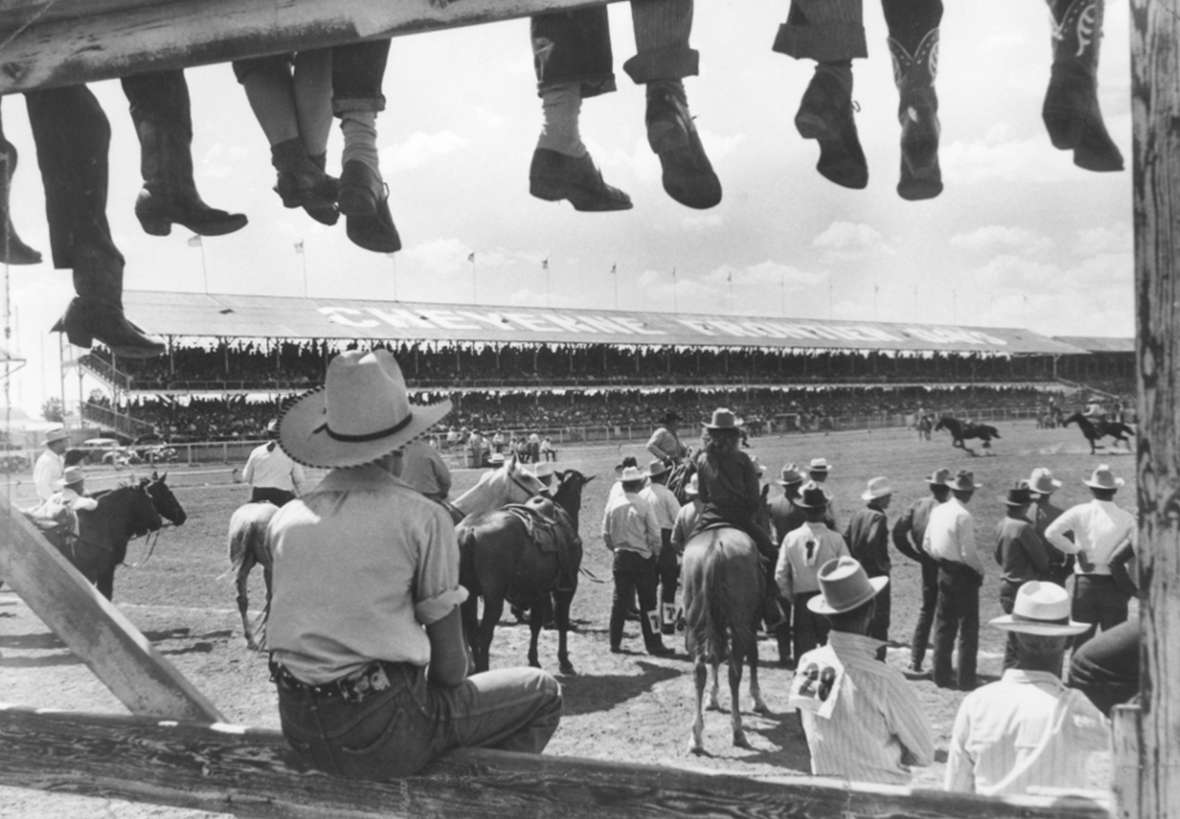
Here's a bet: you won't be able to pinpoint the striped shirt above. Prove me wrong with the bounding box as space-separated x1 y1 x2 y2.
1044 500 1136 576
946 669 1110 796
797 630 934 785
775 521 849 600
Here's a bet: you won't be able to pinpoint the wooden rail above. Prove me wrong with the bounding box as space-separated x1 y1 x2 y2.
0 705 1112 819
0 0 623 94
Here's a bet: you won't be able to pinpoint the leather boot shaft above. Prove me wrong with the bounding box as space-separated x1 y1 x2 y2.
890 27 942 200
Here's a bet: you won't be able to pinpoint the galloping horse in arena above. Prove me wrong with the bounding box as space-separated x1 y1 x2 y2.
457 469 592 675
682 507 771 755
1063 412 1135 455
68 473 186 600
934 415 1001 456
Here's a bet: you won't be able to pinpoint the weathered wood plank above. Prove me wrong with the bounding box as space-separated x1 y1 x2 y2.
0 0 623 93
0 705 1112 819
1129 1 1180 818
0 497 223 722
1111 704 1141 819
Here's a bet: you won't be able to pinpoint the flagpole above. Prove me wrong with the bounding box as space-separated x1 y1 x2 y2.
544 256 551 307
298 243 308 298
470 254 477 303
780 270 786 317
672 267 678 313
612 263 619 310
873 283 879 321
828 276 834 320
727 273 733 313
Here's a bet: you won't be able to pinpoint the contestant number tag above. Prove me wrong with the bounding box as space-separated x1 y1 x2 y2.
788 649 844 719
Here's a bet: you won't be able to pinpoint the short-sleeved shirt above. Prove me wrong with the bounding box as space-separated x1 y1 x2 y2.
602 489 661 559
242 442 305 494
33 449 64 502
646 427 686 462
776 521 849 599
1044 499 1136 576
267 464 468 684
640 482 682 532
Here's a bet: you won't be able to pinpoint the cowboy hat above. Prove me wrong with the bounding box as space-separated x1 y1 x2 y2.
614 455 639 474
989 581 1090 636
1084 464 1125 491
54 465 85 489
926 467 952 486
45 427 69 445
647 459 671 479
265 418 279 437
704 408 742 430
794 481 830 509
619 465 647 483
1002 483 1034 507
946 470 980 492
279 349 452 469
750 456 766 477
532 461 556 480
808 457 832 473
658 410 682 425
684 473 700 497
861 476 893 501
1028 467 1062 495
807 556 889 616
777 463 805 486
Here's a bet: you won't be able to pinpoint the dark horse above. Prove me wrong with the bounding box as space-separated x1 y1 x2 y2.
1063 412 1135 455
458 469 593 675
69 473 186 599
934 415 1001 456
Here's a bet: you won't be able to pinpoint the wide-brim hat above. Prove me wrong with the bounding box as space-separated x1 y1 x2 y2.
926 467 952 486
808 457 832 474
279 349 452 469
684 473 700 496
659 410 682 425
1028 467 1062 495
1084 464 1125 491
1002 483 1034 507
619 465 646 483
45 427 69 445
777 463 805 486
54 465 85 489
704 408 742 430
861 476 893 501
795 481 830 509
647 458 671 479
989 581 1090 636
808 556 889 615
947 470 980 492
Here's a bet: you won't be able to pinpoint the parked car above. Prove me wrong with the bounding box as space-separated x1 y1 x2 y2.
0 443 29 473
74 437 131 466
132 434 179 463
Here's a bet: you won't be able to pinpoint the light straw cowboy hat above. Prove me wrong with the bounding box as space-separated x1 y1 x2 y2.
279 349 452 469
777 463 805 486
1083 464 1125 491
646 458 671 478
807 556 889 616
861 476 893 501
619 465 647 483
45 427 69 445
54 465 85 489
532 461 556 479
926 467 952 486
704 408 742 430
989 581 1090 636
946 469 980 492
808 457 832 473
1028 467 1062 495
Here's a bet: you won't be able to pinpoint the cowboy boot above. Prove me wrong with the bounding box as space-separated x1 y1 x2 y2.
271 139 339 226
1043 0 1123 172
0 136 42 265
51 242 165 358
795 63 868 189
123 71 249 236
890 28 942 200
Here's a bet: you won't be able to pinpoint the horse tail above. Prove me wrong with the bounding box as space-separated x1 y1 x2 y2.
683 534 729 665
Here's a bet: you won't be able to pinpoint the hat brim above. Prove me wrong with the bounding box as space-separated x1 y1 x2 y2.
989 614 1090 636
278 388 453 469
1084 479 1125 489
808 576 889 615
861 489 892 501
1002 497 1032 507
776 479 803 487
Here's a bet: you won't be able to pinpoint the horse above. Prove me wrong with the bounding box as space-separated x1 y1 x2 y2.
682 522 770 755
933 415 1001 456
71 472 186 600
445 453 546 524
665 455 697 505
457 469 593 675
1062 412 1136 455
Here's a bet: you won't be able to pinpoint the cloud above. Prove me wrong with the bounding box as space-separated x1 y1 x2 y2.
942 131 1075 185
812 222 894 260
382 131 469 172
950 225 1055 255
1073 223 1132 257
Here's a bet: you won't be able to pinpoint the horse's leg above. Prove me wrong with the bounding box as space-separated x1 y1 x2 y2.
748 633 769 714
477 593 505 673
729 650 749 749
236 550 257 649
706 662 723 711
555 590 576 676
527 602 543 669
689 655 708 755
96 562 115 601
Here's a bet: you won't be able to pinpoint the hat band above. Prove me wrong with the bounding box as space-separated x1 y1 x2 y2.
1011 613 1069 626
314 412 413 443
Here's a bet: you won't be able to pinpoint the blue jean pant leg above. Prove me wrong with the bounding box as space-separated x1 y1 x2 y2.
531 7 617 98
623 0 699 84
431 667 563 755
332 39 391 115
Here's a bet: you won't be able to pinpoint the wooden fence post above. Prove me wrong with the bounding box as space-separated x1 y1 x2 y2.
1129 1 1180 816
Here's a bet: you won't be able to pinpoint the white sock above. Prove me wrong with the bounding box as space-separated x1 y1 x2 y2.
537 82 586 157
340 111 380 174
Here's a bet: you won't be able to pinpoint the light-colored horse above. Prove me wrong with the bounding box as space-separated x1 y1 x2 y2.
446 453 546 523
682 525 769 755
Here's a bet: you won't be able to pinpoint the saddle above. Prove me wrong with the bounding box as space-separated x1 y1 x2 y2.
22 508 75 557
502 496 582 604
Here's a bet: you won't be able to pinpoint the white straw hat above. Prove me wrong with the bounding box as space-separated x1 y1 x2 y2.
807 556 888 615
989 581 1090 636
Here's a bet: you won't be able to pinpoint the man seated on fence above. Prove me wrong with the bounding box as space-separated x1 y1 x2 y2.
267 349 562 779
945 581 1110 797
790 556 933 785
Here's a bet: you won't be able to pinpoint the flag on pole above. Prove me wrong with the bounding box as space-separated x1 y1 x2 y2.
294 240 304 254
672 267 677 280
186 235 202 248
467 252 475 263
541 258 549 271
610 263 617 275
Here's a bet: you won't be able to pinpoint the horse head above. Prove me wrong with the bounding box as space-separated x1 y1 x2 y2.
145 471 187 526
550 469 594 526
125 480 165 538
1062 412 1085 428
934 416 950 432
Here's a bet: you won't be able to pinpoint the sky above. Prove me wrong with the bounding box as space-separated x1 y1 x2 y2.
2 1 1134 415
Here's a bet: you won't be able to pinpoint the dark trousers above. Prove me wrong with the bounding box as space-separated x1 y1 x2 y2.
251 487 295 506
999 579 1022 671
122 70 192 137
1071 574 1131 653
909 555 939 669
867 574 891 662
775 0 942 61
657 544 679 606
609 550 660 649
332 39 391 114
932 562 980 690
791 591 830 659
531 7 617 97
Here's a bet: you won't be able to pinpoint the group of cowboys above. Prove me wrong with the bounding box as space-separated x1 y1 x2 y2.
625 407 1136 793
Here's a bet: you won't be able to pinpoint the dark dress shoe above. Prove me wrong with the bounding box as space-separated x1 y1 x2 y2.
272 140 340 226
135 189 248 237
51 298 164 358
645 81 722 210
795 70 868 190
529 149 632 212
339 160 401 254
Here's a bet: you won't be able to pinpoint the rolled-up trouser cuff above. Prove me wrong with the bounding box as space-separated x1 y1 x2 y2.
538 76 618 99
533 8 617 100
622 46 699 84
332 95 386 116
773 21 867 61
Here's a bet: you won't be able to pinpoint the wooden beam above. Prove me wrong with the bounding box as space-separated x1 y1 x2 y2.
0 497 223 722
1130 1 1180 817
0 705 1112 819
0 0 623 94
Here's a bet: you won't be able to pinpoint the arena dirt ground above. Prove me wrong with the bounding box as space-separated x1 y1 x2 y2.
0 422 1124 816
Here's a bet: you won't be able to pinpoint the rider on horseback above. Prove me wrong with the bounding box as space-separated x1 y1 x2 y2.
647 410 688 466
26 465 98 545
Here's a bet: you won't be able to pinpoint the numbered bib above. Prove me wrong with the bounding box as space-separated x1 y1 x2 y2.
788 647 845 719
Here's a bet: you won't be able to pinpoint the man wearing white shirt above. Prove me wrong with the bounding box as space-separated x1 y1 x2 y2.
398 438 453 503
923 469 984 690
33 427 70 502
640 459 684 634
1043 464 1136 651
242 420 306 506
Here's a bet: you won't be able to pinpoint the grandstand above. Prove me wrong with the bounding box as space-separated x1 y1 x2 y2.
65 290 1125 448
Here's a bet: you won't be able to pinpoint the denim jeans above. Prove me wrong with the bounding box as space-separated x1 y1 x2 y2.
931 562 980 689
909 555 939 668
278 663 562 780
1070 574 1130 653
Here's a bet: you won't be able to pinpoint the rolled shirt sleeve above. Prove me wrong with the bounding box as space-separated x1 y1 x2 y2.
413 506 470 625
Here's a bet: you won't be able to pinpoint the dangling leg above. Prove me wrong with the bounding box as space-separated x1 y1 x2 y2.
626 0 722 209
121 70 248 236
529 9 631 211
773 0 868 189
293 49 340 225
0 106 41 264
1042 0 1123 171
883 0 943 200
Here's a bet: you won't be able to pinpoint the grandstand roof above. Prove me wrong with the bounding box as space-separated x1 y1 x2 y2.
125 291 1087 356
1053 336 1134 354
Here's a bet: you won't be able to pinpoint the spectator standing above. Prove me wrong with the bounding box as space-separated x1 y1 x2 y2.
397 438 453 503
669 472 702 560
790 556 934 785
923 470 984 690
241 420 306 506
945 581 1109 797
993 482 1054 670
541 436 557 462
768 463 807 665
1043 465 1136 652
527 431 542 463
1027 467 1071 584
640 459 684 635
33 427 70 502
807 457 838 527
844 476 893 661
891 466 950 678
